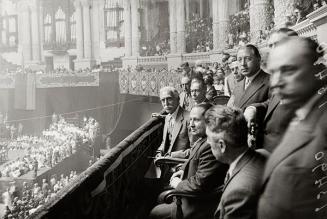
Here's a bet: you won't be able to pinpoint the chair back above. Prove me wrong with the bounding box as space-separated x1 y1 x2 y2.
212 95 230 105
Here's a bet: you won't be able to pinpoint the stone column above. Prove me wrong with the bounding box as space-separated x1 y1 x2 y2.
200 0 204 18
169 0 177 53
30 2 41 62
273 0 300 28
124 0 132 56
39 4 44 62
92 0 101 61
212 0 219 50
21 3 32 62
249 0 272 43
82 0 92 59
74 0 84 59
130 0 139 56
186 0 190 22
176 0 185 53
217 0 229 50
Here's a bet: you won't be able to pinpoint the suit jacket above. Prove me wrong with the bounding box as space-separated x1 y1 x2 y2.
258 92 327 219
158 107 190 154
175 137 228 218
215 149 267 219
206 85 218 102
252 95 295 152
179 91 192 111
229 70 270 111
224 74 237 97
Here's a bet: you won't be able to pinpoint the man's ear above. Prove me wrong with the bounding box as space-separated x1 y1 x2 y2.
219 139 226 154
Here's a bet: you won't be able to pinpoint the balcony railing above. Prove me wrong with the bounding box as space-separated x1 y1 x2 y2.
182 52 210 62
43 41 76 53
30 116 163 219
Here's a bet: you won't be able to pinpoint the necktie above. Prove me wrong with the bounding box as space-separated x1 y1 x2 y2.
244 78 251 90
168 116 173 140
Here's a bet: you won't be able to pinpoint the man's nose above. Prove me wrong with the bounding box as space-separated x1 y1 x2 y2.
270 71 283 88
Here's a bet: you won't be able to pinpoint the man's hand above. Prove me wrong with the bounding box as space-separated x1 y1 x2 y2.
171 169 183 179
151 113 165 119
244 106 257 128
171 150 185 158
170 170 183 189
170 177 182 189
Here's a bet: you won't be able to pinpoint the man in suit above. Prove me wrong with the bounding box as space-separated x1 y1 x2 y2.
224 61 244 97
150 103 228 219
243 28 299 152
189 77 210 108
179 76 192 111
257 37 327 219
227 44 270 112
157 86 190 156
203 71 217 101
146 86 190 179
205 105 267 219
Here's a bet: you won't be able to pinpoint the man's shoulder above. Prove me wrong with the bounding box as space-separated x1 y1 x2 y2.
258 70 271 81
233 151 266 186
180 107 190 118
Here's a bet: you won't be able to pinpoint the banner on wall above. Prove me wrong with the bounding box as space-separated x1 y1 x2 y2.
119 69 182 97
36 72 100 88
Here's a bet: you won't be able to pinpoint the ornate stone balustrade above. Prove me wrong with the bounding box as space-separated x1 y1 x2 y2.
137 56 167 65
292 18 317 38
182 52 210 63
30 116 163 219
292 5 327 40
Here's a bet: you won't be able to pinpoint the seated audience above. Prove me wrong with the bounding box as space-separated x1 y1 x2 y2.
149 103 228 219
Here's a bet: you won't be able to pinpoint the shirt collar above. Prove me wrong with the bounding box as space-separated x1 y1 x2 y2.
228 149 248 177
295 87 327 121
169 106 180 120
246 69 261 83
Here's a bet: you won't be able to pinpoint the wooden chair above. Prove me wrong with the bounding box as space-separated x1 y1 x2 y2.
212 95 230 105
157 186 223 219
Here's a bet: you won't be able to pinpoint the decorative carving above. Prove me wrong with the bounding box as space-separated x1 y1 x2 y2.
249 0 273 43
273 0 301 28
218 21 229 50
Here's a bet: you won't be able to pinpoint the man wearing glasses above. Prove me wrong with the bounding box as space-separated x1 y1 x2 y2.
179 76 192 111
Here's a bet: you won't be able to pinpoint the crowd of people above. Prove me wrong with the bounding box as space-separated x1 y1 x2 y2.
2 170 78 219
147 26 327 219
0 65 101 76
185 15 213 53
0 115 99 178
287 0 327 26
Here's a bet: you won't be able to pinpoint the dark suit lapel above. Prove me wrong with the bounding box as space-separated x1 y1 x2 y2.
264 95 280 122
223 149 254 191
181 138 206 179
263 91 327 184
162 116 169 152
179 92 185 107
168 108 184 153
189 138 206 160
262 123 313 184
233 79 245 106
239 70 267 108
